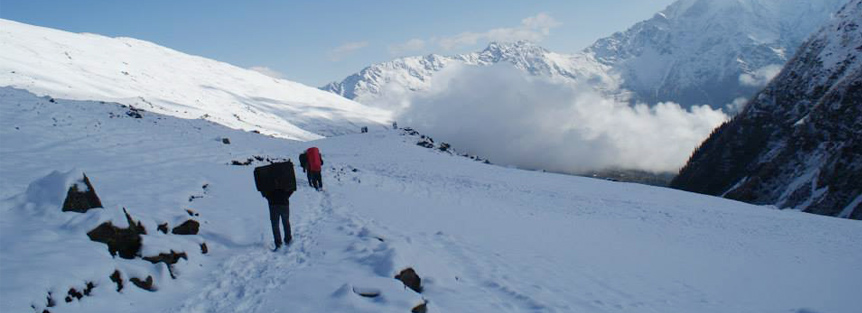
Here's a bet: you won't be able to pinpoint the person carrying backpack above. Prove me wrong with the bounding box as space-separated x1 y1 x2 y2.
305 147 324 191
298 152 313 187
253 160 297 251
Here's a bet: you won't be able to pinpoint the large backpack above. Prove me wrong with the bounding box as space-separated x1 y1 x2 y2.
253 160 297 193
306 147 322 172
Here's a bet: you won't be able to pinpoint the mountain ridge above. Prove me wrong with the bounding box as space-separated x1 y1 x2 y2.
0 18 391 141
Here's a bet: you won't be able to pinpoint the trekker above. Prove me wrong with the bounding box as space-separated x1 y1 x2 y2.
299 152 313 187
264 188 292 250
306 147 324 191
253 161 297 251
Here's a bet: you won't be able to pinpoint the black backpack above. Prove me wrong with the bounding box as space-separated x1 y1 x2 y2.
253 160 297 193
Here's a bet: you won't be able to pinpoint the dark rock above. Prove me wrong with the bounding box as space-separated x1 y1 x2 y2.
395 268 423 293
65 287 82 302
46 292 56 307
126 109 142 119
200 242 209 254
143 250 187 279
222 138 231 144
416 141 434 149
86 208 146 259
186 209 200 217
412 300 429 313
110 270 124 292
231 158 253 166
83 282 94 296
157 223 169 234
61 174 103 213
130 276 155 291
439 143 451 152
171 219 199 235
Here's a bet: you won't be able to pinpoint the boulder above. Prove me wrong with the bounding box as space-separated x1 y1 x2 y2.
171 219 199 235
86 208 146 259
61 174 102 213
395 268 423 293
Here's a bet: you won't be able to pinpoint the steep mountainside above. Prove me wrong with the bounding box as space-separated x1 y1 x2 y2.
323 0 846 109
0 19 391 140
671 0 862 219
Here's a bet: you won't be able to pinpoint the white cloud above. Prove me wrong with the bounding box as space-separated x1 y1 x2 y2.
739 64 783 87
409 13 561 51
394 64 728 174
388 39 426 55
248 66 284 79
328 41 369 61
726 97 749 113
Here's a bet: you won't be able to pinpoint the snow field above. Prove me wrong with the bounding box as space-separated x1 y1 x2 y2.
2 87 862 313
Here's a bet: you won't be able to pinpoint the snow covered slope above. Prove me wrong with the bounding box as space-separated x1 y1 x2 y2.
3 87 862 313
671 0 862 219
0 19 392 140
323 0 846 109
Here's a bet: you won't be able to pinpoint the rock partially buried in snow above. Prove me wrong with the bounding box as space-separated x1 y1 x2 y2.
86 208 146 259
395 268 423 293
352 286 382 298
171 219 199 235
143 250 188 279
130 275 156 291
61 173 103 213
412 300 429 313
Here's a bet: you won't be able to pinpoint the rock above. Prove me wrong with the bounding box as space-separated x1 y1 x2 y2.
143 250 187 279
130 276 155 291
157 223 168 234
110 270 124 292
412 300 429 313
352 286 381 298
395 268 423 293
200 242 209 254
222 138 231 144
86 208 146 259
61 173 102 213
171 219 199 235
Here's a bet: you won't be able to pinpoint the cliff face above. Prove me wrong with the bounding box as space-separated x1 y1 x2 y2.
671 0 862 219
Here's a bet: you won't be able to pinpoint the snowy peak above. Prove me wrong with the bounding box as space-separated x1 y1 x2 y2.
0 19 392 140
321 40 616 107
585 0 848 107
324 0 846 110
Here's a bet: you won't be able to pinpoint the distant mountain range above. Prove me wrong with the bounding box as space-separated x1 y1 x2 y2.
671 0 862 219
322 0 848 110
0 19 390 140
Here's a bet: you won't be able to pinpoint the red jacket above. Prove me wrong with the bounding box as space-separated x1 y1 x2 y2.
306 147 322 171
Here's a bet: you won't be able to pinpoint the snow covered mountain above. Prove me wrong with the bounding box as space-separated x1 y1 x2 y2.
671 0 862 219
3 86 862 313
589 0 849 108
322 41 618 110
0 19 392 141
322 0 846 110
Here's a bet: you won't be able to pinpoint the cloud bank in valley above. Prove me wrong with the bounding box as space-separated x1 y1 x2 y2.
395 64 728 174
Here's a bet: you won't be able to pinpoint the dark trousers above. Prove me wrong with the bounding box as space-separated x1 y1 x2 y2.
269 203 291 246
309 171 323 190
306 170 314 187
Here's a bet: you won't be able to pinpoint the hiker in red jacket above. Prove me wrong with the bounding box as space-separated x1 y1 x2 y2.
306 147 324 191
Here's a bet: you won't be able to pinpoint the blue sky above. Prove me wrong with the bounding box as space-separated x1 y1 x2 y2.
1 0 676 86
